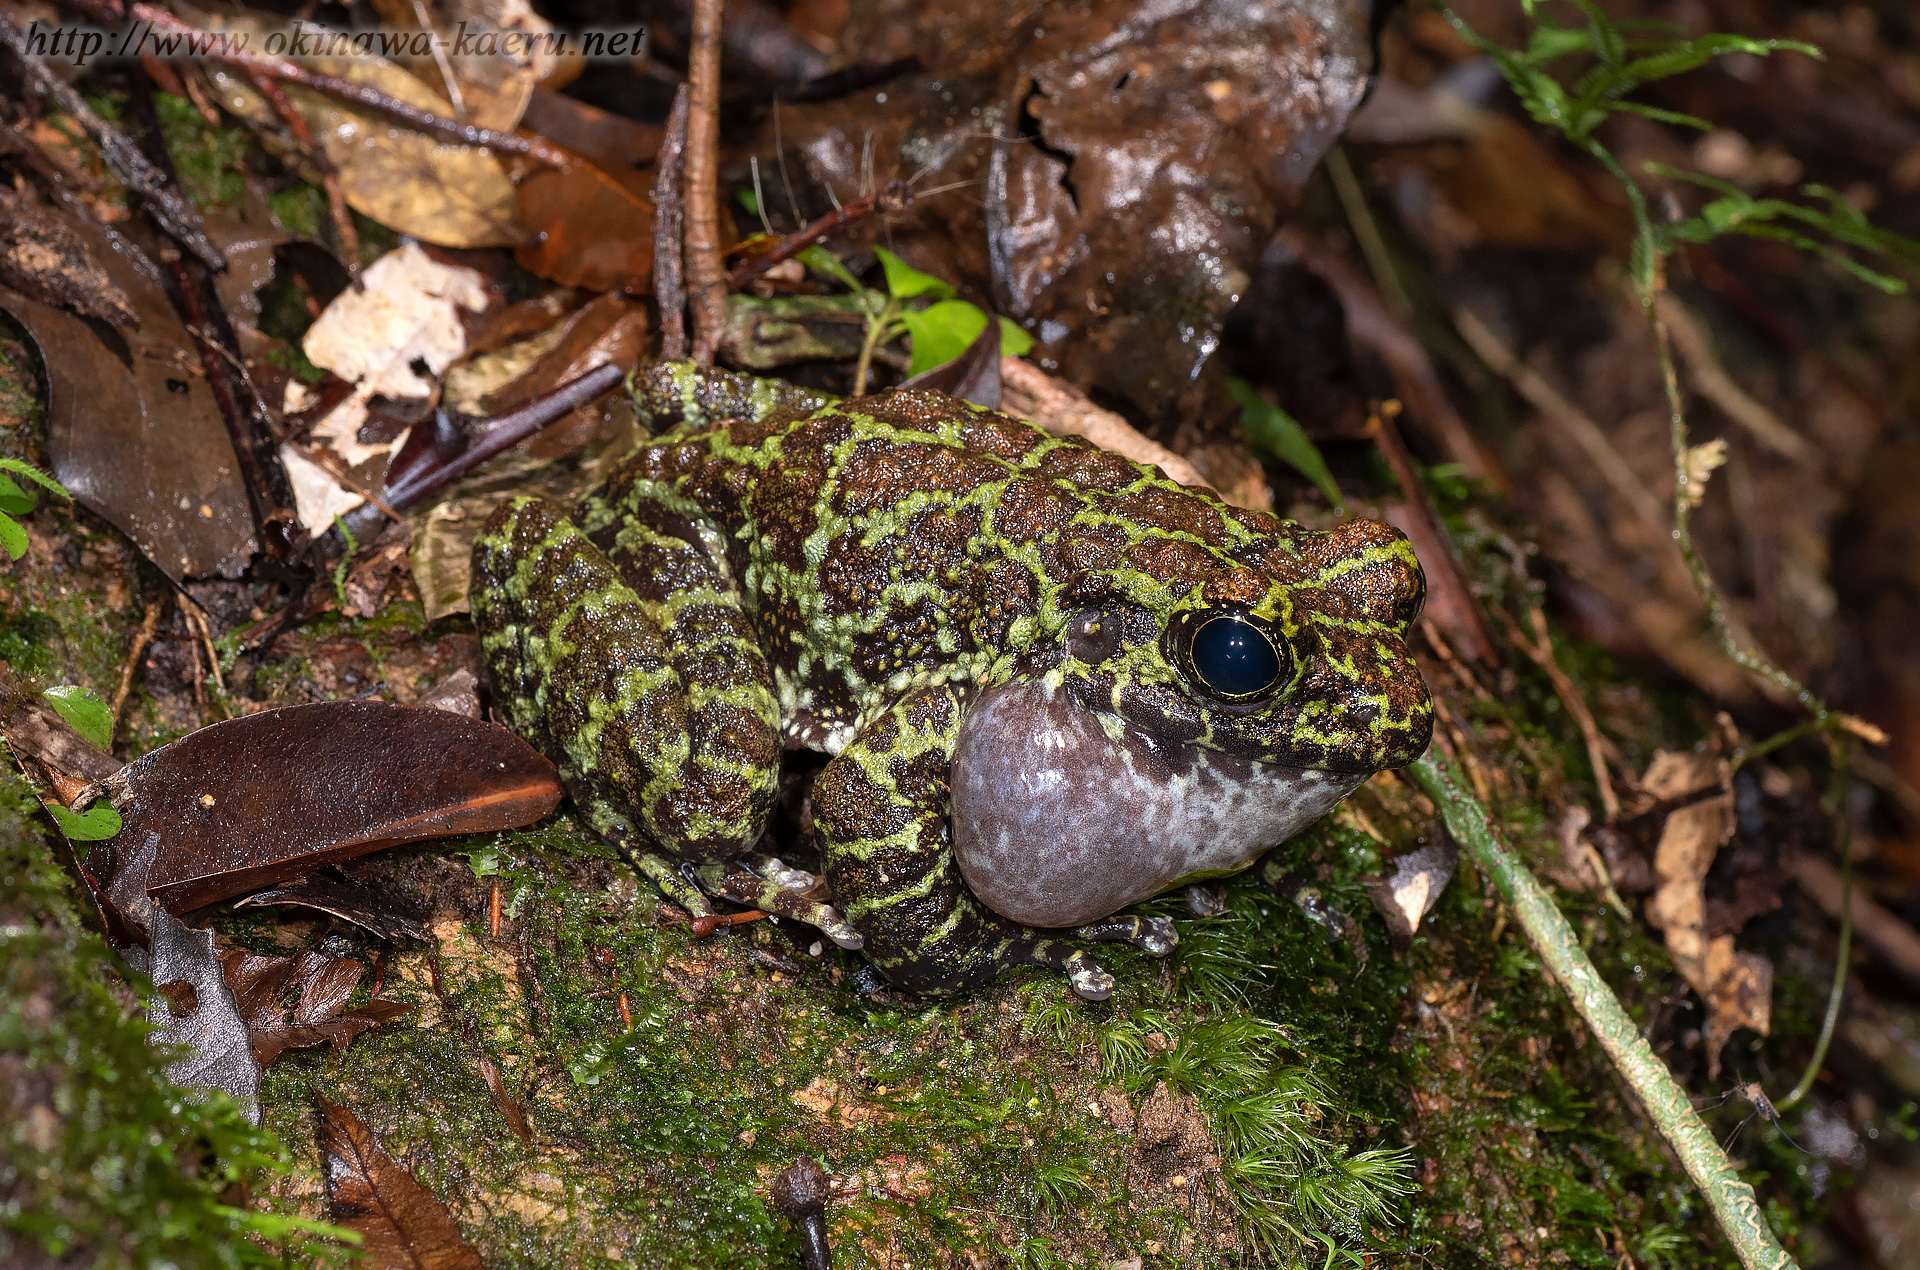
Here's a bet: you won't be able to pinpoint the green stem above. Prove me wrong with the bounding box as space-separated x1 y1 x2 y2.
851 298 901 397
1777 747 1853 1111
1408 747 1798 1270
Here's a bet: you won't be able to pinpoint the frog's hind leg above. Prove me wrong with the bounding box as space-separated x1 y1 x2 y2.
471 493 782 874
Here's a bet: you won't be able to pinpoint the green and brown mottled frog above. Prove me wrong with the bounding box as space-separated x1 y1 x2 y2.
471 363 1432 999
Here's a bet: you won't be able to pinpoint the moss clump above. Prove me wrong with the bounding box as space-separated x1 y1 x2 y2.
0 776 338 1268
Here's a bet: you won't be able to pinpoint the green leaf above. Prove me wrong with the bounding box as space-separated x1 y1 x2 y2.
1229 379 1345 511
874 246 955 301
51 802 123 841
998 316 1036 358
43 685 115 750
735 185 761 217
0 458 71 501
899 299 988 376
0 474 34 515
796 244 865 295
0 512 27 561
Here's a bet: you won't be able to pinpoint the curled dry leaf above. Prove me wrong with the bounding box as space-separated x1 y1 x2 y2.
233 871 432 942
1639 748 1770 1077
514 159 655 294
1363 840 1459 943
316 1093 486 1270
204 33 520 249
220 947 415 1067
0 208 256 582
98 699 563 914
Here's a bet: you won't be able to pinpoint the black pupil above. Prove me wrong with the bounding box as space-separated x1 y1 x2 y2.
1190 616 1280 698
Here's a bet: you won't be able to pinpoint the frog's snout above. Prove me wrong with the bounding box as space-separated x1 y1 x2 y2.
1311 518 1427 634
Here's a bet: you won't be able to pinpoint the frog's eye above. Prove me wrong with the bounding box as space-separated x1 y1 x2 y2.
1171 610 1288 702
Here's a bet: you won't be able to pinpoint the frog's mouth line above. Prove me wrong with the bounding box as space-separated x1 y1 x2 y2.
948 680 1364 929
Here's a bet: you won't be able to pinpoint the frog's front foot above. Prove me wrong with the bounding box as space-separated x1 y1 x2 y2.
1065 955 1116 1002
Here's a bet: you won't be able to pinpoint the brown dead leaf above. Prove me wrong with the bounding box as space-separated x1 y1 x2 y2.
480 292 648 457
102 699 563 913
205 40 519 249
219 947 415 1066
0 208 257 583
520 88 662 175
1639 748 1769 1076
316 1093 486 1270
366 0 553 134
513 161 654 294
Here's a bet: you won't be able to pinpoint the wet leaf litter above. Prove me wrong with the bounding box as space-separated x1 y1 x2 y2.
1 0 1919 1267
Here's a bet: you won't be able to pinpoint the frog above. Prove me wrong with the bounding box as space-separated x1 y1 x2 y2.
470 361 1432 999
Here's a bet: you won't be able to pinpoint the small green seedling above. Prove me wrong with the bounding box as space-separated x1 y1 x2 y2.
1229 379 1345 511
43 685 114 750
798 245 1034 392
0 459 72 560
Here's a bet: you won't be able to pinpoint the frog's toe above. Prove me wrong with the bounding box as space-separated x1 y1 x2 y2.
1066 955 1115 1002
627 846 717 919
1136 916 1179 956
742 851 823 894
1073 914 1180 957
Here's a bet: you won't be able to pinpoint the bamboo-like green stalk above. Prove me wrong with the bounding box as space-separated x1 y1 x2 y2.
1407 747 1797 1270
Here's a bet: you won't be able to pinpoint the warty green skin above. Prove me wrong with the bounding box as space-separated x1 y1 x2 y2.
470 363 1433 997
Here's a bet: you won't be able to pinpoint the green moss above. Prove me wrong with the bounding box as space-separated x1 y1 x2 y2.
154 92 254 213
0 770 340 1268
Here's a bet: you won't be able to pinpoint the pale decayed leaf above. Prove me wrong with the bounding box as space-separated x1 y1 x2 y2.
290 244 489 528
1639 748 1768 1076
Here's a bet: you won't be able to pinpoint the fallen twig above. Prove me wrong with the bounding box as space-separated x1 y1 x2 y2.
1368 401 1498 665
997 357 1212 493
0 12 225 270
109 597 165 736
1272 226 1497 488
1790 849 1920 983
1452 304 1664 532
1409 745 1797 1270
652 86 691 362
1502 606 1620 819
245 71 360 278
67 0 571 168
684 0 727 363
727 182 912 291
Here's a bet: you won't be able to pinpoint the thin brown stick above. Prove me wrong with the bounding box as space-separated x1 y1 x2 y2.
684 0 728 363
109 597 165 733
1368 402 1499 665
1503 606 1621 819
652 86 691 362
1790 850 1920 983
245 71 360 278
726 183 910 291
183 602 229 718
